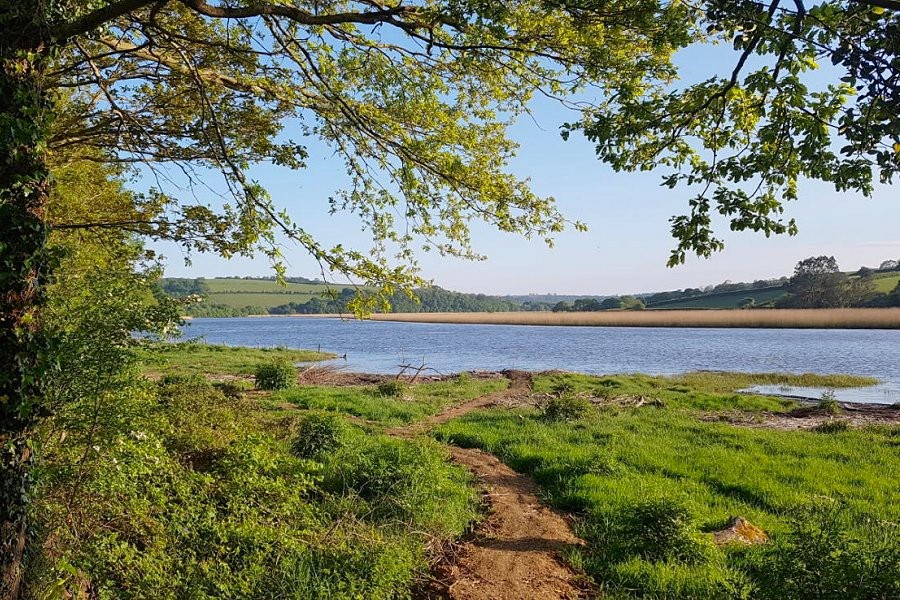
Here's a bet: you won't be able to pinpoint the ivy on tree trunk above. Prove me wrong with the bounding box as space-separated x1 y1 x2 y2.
1 3 52 596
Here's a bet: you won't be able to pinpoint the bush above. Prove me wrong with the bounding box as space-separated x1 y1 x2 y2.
543 395 592 421
377 380 407 397
291 411 349 458
818 390 842 414
618 498 715 565
255 359 297 390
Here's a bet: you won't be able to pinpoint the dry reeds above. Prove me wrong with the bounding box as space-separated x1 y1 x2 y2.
370 308 900 329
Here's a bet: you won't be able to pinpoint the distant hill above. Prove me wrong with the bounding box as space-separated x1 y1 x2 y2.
646 286 787 310
158 277 523 316
160 261 900 317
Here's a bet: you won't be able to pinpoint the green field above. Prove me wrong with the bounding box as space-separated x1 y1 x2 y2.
872 272 900 293
648 287 787 309
200 278 351 309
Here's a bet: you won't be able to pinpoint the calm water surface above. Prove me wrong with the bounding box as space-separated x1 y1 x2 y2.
181 317 900 404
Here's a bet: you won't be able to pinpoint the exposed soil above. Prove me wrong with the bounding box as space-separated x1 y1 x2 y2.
392 371 592 600
704 402 900 431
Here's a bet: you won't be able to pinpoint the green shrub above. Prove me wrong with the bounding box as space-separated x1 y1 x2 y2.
377 380 407 397
818 390 842 414
292 411 349 458
618 498 715 565
255 359 297 390
543 395 592 421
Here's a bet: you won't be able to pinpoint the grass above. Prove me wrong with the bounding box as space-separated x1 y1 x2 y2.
276 376 508 425
201 278 353 310
34 344 479 599
204 278 335 294
203 291 322 309
532 371 877 412
137 341 334 377
434 371 900 598
648 287 786 309
370 307 900 328
872 272 900 293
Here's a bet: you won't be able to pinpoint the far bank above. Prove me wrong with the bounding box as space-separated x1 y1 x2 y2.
368 308 900 329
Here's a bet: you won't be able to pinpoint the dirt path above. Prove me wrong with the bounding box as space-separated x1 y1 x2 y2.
392 371 591 600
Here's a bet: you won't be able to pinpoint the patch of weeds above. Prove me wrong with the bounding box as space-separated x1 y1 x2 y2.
292 411 350 459
812 420 851 434
213 380 250 398
744 501 900 600
255 359 297 390
617 498 715 565
158 373 210 388
377 380 407 398
544 395 593 422
552 381 576 395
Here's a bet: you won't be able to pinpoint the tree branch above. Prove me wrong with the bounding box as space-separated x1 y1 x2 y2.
179 0 419 26
52 0 162 41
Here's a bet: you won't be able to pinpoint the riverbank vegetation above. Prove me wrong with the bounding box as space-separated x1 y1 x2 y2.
435 372 900 599
371 307 900 328
28 348 484 598
25 328 899 598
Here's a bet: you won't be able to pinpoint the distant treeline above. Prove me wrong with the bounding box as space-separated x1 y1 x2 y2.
158 279 534 316
160 257 900 317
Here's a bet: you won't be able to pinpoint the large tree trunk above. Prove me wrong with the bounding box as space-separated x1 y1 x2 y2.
0 5 52 598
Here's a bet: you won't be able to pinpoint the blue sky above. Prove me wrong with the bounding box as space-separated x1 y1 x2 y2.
156 46 899 296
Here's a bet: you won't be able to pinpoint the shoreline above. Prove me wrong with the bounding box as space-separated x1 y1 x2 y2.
179 307 900 328
367 307 900 329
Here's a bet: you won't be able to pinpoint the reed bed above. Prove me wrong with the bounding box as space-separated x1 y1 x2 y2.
370 307 900 329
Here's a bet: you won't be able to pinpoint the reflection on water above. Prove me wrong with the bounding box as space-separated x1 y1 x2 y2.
740 384 899 405
180 317 900 404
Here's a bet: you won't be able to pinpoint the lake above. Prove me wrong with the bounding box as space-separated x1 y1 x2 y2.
181 317 900 404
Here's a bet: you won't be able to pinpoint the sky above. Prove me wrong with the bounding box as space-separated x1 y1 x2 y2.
155 46 900 297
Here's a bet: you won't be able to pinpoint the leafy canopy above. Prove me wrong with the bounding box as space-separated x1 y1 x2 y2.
28 1 900 298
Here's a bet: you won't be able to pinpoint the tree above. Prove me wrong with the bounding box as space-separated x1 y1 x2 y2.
569 1 900 266
573 297 602 311
3 2 900 593
552 301 572 313
738 297 757 309
601 296 625 310
784 256 846 308
620 295 646 310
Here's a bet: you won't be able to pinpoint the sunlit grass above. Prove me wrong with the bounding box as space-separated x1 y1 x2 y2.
435 372 899 598
277 376 508 425
137 341 334 378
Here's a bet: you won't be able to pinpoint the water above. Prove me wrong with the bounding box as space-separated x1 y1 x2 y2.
180 317 900 404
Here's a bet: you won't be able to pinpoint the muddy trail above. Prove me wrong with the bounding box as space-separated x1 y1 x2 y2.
391 371 591 600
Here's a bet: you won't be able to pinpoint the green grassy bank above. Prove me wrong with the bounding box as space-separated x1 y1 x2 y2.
435 372 899 599
31 345 487 599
